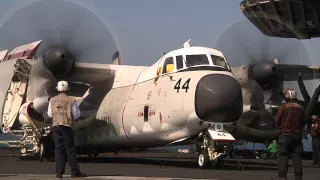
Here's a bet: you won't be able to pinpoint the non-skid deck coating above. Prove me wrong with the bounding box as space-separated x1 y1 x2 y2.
0 150 320 180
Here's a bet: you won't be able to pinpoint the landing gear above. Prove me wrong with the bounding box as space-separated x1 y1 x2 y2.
38 126 54 161
19 125 54 161
38 137 54 162
198 150 210 169
39 142 45 161
197 147 225 169
195 129 231 169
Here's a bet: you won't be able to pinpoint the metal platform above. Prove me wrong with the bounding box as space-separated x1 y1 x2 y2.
240 0 320 39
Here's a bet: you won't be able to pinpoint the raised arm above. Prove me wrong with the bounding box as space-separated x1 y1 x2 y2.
47 101 52 118
72 101 81 120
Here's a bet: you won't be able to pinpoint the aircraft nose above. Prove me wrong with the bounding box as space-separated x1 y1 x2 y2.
195 74 243 123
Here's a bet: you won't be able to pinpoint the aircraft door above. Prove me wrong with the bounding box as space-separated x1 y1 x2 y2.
151 56 187 128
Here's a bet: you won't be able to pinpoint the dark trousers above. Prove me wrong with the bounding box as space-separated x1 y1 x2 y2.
278 133 303 178
52 125 80 175
268 152 278 159
312 137 320 164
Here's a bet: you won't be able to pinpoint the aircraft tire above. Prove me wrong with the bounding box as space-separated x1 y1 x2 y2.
198 150 210 169
39 137 53 162
39 142 45 162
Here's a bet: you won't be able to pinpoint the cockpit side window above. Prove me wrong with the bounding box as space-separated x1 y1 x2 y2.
176 55 184 70
162 57 174 74
211 55 228 69
185 54 209 66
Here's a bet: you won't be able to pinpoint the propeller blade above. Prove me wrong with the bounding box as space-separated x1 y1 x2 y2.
304 82 320 125
215 19 312 67
297 73 311 103
0 0 118 64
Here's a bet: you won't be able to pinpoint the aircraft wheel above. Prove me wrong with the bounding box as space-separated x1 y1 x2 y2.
39 138 52 162
39 142 45 162
198 150 210 169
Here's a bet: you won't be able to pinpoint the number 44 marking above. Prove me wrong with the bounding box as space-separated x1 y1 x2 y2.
174 78 191 93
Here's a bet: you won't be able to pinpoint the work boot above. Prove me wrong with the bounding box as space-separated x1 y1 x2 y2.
56 173 63 178
71 172 87 178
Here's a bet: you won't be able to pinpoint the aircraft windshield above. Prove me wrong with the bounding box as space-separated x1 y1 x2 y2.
211 55 228 69
185 54 210 66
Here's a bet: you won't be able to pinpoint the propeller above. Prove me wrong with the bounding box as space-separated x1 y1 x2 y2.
215 19 313 131
0 0 118 67
296 74 320 126
0 0 119 115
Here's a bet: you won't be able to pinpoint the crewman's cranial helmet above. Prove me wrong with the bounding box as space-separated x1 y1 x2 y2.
284 88 297 100
56 80 69 92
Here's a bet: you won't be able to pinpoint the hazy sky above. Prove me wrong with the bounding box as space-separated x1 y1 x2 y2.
1 0 320 99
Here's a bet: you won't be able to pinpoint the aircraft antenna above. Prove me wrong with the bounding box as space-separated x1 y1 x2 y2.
183 39 191 48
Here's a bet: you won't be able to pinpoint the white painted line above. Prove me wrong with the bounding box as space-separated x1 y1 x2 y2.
0 174 217 180
86 176 215 180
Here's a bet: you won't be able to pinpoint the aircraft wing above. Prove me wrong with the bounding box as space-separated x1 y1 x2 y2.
63 63 117 108
66 63 115 89
276 64 320 81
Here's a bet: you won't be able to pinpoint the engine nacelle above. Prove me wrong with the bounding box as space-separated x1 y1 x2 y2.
18 102 33 127
32 96 50 114
18 99 46 127
18 114 31 127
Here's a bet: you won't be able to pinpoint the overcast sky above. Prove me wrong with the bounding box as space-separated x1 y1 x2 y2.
0 0 320 100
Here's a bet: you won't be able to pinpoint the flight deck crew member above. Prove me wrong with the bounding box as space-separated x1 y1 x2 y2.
310 115 320 166
275 89 304 180
47 80 87 178
267 140 278 158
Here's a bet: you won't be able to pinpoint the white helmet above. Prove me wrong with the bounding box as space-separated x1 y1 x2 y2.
312 115 318 122
56 80 69 92
284 88 297 100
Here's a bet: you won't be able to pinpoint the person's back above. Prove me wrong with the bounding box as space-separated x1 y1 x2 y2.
275 89 304 180
276 102 305 134
311 118 320 138
310 116 320 166
50 93 75 127
48 81 86 178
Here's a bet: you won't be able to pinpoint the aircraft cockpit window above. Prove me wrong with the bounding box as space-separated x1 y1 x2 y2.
211 55 228 69
162 57 174 74
176 55 184 70
185 55 209 66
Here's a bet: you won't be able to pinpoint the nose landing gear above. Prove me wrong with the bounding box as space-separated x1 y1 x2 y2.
196 127 235 169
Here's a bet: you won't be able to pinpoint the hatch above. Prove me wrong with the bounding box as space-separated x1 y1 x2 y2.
1 59 31 133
